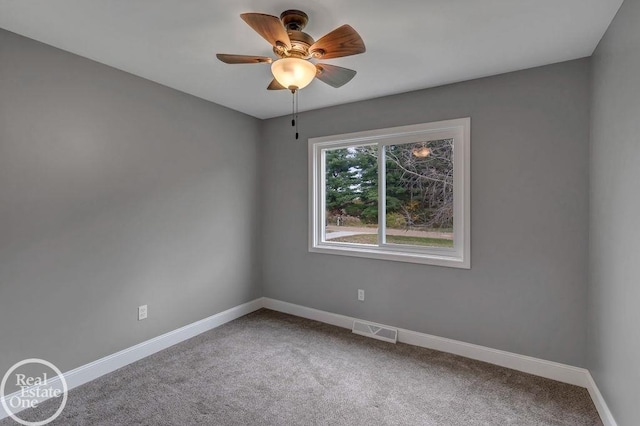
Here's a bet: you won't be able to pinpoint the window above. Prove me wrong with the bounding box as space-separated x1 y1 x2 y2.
309 118 470 268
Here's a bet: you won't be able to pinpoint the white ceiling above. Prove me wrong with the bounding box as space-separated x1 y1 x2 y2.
0 0 623 119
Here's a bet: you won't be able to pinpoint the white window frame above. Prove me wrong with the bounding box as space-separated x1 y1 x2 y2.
309 117 470 269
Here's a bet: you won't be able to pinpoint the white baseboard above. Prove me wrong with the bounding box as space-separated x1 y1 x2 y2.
263 298 355 329
0 297 264 420
585 372 618 426
1 296 617 426
263 298 588 386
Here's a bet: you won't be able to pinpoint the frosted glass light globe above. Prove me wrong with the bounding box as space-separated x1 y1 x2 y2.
271 58 317 90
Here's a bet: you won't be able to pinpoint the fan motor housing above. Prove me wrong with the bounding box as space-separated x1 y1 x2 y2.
282 30 314 59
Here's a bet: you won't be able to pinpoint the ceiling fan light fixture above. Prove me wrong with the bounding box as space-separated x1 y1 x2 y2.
271 58 316 91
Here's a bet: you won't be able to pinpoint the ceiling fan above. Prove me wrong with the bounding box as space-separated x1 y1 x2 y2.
216 10 366 92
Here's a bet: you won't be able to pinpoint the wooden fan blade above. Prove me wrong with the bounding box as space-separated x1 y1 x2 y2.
216 54 273 64
315 64 357 88
241 13 291 49
310 25 365 59
267 79 286 90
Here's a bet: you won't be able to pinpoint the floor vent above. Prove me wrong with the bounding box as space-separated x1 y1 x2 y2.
352 320 398 343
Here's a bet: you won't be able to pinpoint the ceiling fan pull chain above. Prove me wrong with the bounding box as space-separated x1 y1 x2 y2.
292 90 296 127
295 89 299 140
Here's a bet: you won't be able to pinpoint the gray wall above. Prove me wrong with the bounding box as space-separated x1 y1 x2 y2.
589 0 640 423
0 29 263 378
261 59 591 367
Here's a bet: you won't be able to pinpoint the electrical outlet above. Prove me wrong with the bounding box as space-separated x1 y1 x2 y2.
358 289 365 301
138 305 148 321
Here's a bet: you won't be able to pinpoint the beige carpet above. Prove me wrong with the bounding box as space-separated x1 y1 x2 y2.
2 309 601 425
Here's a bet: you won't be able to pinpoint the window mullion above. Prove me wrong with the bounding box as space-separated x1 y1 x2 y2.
378 143 386 246
318 148 326 245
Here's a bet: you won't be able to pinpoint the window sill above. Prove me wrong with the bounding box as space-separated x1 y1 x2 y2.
309 243 470 269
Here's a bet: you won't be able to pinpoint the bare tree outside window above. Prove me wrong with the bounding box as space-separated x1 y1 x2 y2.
384 139 454 247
